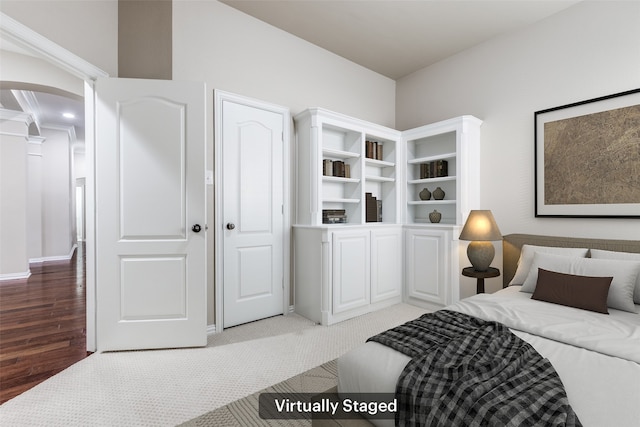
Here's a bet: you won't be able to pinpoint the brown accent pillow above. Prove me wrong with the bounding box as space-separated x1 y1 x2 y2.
531 268 612 314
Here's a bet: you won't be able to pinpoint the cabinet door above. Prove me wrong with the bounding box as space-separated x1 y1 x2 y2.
332 230 370 314
405 228 450 306
371 228 402 303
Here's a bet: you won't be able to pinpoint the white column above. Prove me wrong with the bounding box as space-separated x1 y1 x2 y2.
41 125 76 261
0 109 31 280
27 136 45 262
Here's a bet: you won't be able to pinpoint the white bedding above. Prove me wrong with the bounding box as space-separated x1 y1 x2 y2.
338 287 640 427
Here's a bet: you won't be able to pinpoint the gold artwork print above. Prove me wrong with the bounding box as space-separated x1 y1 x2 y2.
544 104 640 205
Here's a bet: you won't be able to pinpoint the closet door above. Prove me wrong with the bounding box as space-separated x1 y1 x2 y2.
216 92 289 329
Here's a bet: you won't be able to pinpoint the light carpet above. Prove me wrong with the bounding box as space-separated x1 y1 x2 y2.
0 303 427 426
178 360 340 426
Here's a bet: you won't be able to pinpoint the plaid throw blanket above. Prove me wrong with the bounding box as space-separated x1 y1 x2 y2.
368 310 581 427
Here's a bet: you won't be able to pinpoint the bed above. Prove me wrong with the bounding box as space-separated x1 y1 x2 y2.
337 234 640 426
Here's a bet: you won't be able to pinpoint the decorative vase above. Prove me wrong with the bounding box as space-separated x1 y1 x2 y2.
429 209 442 223
432 186 445 200
419 188 431 200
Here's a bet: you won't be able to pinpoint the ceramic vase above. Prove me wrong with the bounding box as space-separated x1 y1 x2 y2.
432 186 445 200
429 209 442 223
419 188 431 200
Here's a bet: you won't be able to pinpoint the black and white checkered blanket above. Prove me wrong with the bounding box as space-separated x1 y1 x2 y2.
368 310 582 427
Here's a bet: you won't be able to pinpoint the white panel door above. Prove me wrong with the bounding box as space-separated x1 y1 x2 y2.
95 77 206 351
371 227 402 303
221 98 285 328
332 229 370 314
405 228 449 306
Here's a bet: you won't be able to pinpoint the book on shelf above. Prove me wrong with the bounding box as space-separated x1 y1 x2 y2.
365 193 382 222
323 159 350 178
365 140 383 161
419 160 448 179
323 159 333 176
322 209 347 224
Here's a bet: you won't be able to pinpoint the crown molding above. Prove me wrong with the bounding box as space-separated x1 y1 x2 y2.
41 122 77 142
11 90 42 134
0 108 33 124
0 12 109 81
28 135 46 144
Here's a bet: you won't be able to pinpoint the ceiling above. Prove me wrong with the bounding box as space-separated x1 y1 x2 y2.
220 0 581 80
2 0 581 141
0 88 85 141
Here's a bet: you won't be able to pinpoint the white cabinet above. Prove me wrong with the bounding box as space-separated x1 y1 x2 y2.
294 108 401 226
403 116 482 226
293 110 481 323
371 227 403 303
404 227 459 309
400 116 480 308
294 225 402 325
332 229 370 314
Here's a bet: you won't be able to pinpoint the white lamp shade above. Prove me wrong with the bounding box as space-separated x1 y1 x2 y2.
459 210 502 241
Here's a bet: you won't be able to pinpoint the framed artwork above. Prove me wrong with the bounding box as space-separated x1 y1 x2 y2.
535 88 640 218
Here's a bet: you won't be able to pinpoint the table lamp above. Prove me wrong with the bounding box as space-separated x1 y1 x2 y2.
459 210 502 272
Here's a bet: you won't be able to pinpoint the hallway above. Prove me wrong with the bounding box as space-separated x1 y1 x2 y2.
0 244 88 404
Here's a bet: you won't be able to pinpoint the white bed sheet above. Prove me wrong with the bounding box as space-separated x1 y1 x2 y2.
338 287 640 427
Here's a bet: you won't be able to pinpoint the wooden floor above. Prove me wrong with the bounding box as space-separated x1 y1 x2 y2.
0 244 88 404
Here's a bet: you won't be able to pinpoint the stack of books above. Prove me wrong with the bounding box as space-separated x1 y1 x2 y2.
323 159 351 178
322 209 347 224
365 193 382 222
365 140 384 161
419 160 448 179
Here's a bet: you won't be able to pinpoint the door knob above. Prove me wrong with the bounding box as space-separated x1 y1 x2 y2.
192 224 202 233
226 223 235 230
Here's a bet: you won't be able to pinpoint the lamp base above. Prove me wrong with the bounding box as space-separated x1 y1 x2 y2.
467 241 495 272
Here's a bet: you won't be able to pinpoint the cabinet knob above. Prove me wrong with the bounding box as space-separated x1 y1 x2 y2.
226 223 236 230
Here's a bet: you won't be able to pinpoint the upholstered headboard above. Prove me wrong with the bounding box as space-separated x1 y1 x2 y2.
502 234 640 288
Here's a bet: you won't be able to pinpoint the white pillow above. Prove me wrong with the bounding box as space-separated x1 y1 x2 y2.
509 245 589 286
521 252 640 313
591 249 640 304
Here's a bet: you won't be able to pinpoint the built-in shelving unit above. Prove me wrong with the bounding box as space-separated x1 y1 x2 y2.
295 108 401 226
293 109 482 324
403 116 482 226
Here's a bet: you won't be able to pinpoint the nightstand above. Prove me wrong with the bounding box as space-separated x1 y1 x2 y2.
462 267 501 294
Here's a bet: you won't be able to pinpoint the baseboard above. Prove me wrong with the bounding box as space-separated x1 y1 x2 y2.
29 244 77 264
0 270 31 281
207 306 296 334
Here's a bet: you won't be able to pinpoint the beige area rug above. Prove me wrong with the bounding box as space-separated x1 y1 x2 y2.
179 360 374 427
179 360 338 426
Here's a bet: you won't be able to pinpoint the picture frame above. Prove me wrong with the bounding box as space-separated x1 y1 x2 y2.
534 88 640 218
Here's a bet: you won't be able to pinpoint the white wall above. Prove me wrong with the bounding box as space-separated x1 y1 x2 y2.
0 51 85 97
397 1 640 242
172 0 396 126
0 0 118 76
